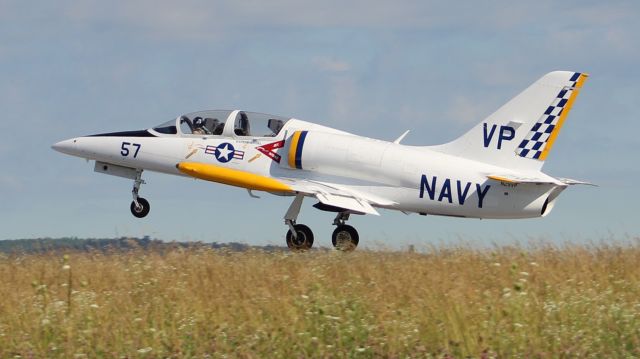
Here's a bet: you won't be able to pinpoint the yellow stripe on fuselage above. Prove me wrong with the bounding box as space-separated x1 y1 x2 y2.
539 73 588 160
288 131 302 168
177 162 293 193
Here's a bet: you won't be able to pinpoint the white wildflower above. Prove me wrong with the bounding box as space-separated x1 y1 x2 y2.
54 300 66 308
137 347 152 354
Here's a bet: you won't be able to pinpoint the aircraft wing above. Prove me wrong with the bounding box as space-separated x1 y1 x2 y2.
279 179 396 215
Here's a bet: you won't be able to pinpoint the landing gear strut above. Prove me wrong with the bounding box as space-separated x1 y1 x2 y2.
332 212 359 251
283 194 313 250
130 169 150 218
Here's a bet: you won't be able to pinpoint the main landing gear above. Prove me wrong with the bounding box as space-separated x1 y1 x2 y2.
332 212 359 251
283 194 360 251
130 169 150 218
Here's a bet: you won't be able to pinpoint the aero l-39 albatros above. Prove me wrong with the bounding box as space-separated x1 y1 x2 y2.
53 71 591 251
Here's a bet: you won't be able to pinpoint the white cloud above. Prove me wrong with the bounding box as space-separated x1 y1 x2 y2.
2 0 633 47
0 175 24 192
313 57 350 72
445 95 492 125
327 75 358 125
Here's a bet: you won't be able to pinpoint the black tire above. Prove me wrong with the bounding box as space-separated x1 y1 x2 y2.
130 198 150 218
332 225 359 251
286 224 314 251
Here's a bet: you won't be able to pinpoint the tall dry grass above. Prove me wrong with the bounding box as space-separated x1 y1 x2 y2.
1 242 639 357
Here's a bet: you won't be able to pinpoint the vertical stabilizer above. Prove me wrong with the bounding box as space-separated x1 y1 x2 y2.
433 71 588 171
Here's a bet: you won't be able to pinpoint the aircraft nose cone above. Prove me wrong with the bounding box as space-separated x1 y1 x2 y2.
51 138 78 155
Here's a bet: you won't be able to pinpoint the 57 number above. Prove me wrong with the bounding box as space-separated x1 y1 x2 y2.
120 142 141 158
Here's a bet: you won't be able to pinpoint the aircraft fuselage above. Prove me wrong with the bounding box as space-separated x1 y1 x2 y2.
53 118 561 220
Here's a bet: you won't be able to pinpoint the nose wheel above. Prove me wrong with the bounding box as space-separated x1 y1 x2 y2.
130 197 150 218
129 169 150 218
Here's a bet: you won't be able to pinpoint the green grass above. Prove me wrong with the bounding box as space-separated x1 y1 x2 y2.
1 242 639 357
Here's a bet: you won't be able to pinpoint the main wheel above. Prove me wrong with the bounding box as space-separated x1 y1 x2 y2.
332 225 359 251
130 198 150 218
286 224 314 251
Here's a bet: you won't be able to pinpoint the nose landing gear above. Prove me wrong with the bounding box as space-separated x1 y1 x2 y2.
130 170 150 218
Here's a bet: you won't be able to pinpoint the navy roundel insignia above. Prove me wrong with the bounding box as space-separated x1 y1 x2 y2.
204 142 245 163
215 143 235 163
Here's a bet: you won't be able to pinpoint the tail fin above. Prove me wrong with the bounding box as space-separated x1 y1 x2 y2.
433 71 588 171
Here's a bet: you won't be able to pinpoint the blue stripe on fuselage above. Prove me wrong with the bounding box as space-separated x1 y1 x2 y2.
295 131 308 169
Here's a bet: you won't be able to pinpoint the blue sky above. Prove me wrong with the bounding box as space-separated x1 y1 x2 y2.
1 1 638 248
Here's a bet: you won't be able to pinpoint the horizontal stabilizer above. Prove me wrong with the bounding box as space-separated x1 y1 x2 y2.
487 173 595 186
487 173 563 185
556 177 597 186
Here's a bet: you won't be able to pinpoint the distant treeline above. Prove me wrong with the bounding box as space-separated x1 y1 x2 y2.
0 237 285 254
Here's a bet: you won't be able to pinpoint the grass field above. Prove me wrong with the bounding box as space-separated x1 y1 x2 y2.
1 241 639 358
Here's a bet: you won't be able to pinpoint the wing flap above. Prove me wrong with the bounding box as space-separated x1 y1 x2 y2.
315 192 379 215
280 179 394 215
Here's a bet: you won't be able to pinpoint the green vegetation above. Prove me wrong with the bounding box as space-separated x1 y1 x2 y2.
1 241 639 357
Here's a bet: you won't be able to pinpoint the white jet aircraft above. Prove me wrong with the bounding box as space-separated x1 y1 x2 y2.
53 71 591 251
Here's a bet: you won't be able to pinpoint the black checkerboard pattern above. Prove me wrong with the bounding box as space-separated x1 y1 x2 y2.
515 72 581 160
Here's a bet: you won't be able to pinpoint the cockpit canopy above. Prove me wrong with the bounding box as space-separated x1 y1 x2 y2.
151 110 290 138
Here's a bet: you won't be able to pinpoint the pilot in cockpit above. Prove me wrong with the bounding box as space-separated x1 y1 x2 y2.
192 117 210 135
